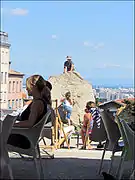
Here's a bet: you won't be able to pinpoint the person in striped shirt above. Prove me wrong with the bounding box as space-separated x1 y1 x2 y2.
87 101 104 148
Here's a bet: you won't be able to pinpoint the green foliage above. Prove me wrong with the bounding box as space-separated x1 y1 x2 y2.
94 95 99 106
122 99 135 116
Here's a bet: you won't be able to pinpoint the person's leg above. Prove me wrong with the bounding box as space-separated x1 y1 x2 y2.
62 104 67 119
7 134 30 149
87 134 95 150
66 107 72 126
80 129 85 145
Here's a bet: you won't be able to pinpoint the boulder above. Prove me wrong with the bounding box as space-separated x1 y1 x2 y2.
48 72 95 125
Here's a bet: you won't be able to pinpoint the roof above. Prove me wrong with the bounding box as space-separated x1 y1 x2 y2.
98 98 135 110
115 98 135 104
8 69 24 76
98 100 124 110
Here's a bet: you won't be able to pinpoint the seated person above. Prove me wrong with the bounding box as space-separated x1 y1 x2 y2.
88 101 104 148
80 102 93 149
63 56 74 73
7 75 52 149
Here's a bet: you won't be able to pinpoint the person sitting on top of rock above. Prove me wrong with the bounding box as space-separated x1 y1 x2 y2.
63 56 74 73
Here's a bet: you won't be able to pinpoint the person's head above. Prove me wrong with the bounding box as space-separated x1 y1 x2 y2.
66 56 72 61
86 101 96 110
26 75 52 105
65 91 71 100
26 75 44 96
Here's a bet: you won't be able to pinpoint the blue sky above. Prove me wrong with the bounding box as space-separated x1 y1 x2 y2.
1 1 134 86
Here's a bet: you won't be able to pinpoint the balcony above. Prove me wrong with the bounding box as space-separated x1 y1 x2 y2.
0 31 11 48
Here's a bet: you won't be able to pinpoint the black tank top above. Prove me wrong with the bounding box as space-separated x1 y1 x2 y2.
20 98 47 125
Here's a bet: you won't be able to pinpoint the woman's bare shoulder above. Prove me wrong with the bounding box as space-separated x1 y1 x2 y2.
84 112 92 119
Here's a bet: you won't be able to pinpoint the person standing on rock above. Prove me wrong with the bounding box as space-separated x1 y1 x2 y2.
63 56 74 73
61 91 74 126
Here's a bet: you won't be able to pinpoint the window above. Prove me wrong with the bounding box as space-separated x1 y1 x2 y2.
19 99 22 108
0 73 2 82
0 35 4 43
16 99 18 109
0 92 4 102
4 92 6 102
1 72 3 84
0 92 2 102
20 81 22 92
16 81 19 92
8 100 11 109
9 81 11 93
12 100 14 109
13 81 15 92
3 72 5 84
5 72 7 84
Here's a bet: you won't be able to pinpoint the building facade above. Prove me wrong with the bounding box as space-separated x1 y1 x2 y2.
8 69 24 110
0 31 24 110
0 31 11 109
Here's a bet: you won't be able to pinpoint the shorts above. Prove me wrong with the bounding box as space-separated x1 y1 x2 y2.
62 104 72 119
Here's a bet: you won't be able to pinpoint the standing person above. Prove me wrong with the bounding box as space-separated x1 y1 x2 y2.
63 56 74 73
61 91 74 126
88 101 104 148
80 102 94 149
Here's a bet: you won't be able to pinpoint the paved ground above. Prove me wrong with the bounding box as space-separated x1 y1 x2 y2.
3 139 133 179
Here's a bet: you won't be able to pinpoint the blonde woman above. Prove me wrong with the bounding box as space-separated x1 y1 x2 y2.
7 75 52 149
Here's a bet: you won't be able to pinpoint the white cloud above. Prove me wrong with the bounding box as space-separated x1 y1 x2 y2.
94 42 104 49
96 64 134 70
10 8 29 16
51 34 57 39
104 64 120 68
83 41 104 49
1 8 29 16
97 64 121 69
83 41 90 47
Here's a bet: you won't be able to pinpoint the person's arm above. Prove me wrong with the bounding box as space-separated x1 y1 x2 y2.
60 98 65 103
64 67 67 73
64 61 67 73
72 99 75 106
71 63 74 71
68 99 72 105
14 100 44 128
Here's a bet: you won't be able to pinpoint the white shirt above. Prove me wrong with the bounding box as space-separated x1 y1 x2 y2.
64 100 72 108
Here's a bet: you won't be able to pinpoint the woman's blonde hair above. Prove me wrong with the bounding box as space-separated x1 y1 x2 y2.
26 75 52 105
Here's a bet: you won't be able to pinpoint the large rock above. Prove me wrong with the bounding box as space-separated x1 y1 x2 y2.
48 72 95 125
